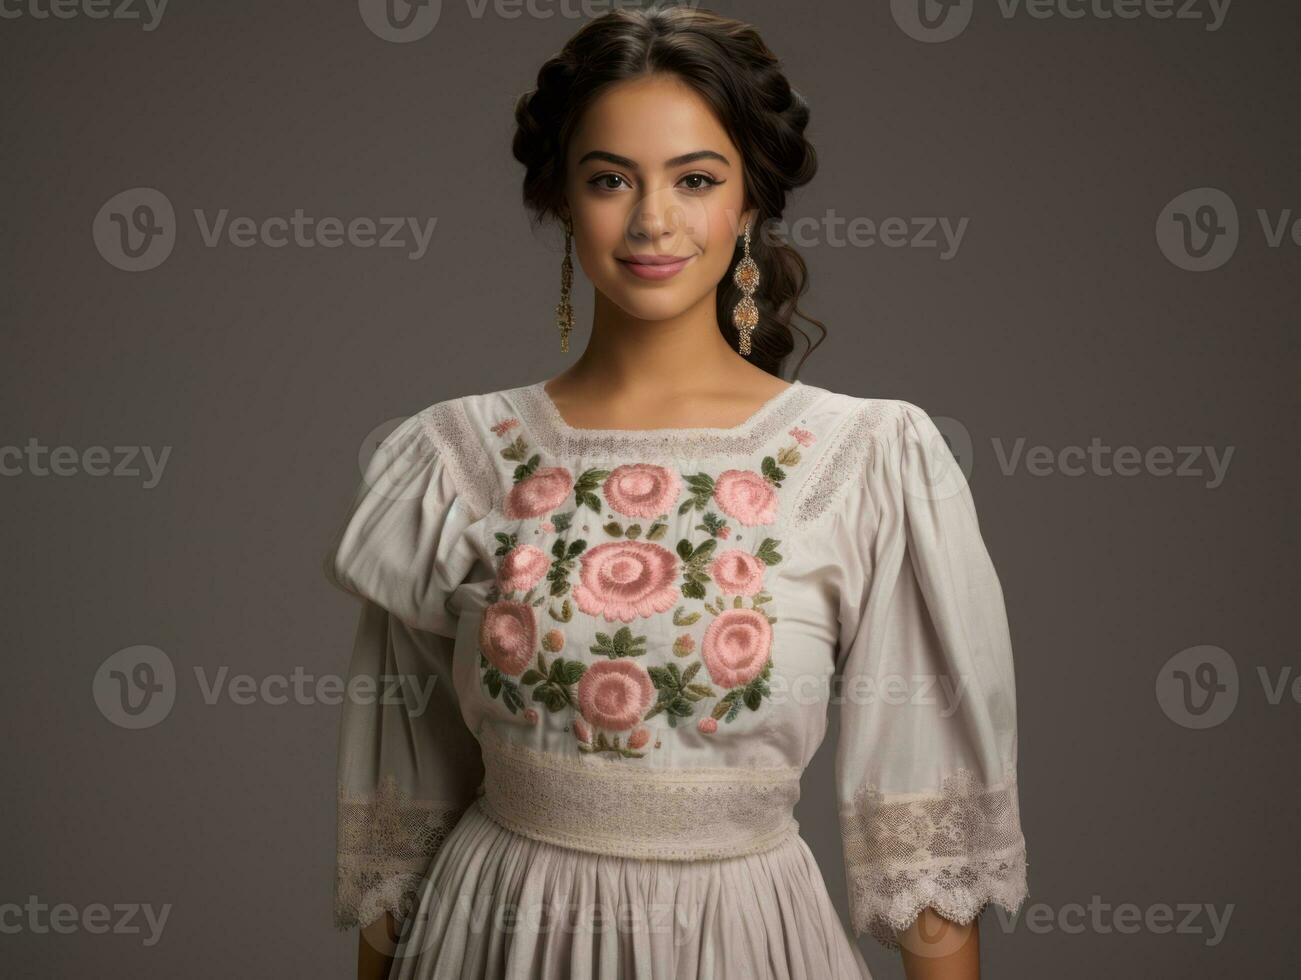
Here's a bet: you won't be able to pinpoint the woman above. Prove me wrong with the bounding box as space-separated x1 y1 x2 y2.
325 6 1028 978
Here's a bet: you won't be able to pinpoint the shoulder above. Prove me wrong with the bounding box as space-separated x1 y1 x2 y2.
786 390 938 528
797 387 931 449
405 385 523 447
393 385 525 520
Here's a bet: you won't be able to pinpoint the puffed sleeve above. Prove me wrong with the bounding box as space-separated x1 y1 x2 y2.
832 400 1028 949
323 411 485 930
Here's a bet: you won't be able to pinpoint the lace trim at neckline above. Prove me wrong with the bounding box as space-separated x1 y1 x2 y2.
511 378 824 457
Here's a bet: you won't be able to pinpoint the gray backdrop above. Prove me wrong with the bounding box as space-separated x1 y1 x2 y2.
2 1 1296 977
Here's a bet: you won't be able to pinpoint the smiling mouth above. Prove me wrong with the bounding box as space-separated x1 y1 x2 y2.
619 254 694 265
616 253 696 280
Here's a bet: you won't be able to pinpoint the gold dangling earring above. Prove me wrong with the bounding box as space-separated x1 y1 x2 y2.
556 213 575 353
731 217 760 356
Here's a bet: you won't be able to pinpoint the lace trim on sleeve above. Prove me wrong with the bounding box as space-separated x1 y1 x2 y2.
840 770 1029 949
790 398 897 528
334 776 470 930
420 398 497 521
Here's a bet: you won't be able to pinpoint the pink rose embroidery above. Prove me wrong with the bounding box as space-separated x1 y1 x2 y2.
523 708 539 725
789 426 815 447
478 600 536 676
713 470 778 526
627 726 651 750
709 549 766 596
577 659 654 731
572 718 592 743
697 717 718 734
701 608 772 688
491 417 520 437
496 544 550 593
571 540 679 622
542 629 565 652
504 466 573 519
603 463 681 518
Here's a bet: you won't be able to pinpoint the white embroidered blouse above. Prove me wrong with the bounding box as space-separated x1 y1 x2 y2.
324 379 1030 949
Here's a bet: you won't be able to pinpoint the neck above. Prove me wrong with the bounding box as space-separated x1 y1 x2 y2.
561 288 763 396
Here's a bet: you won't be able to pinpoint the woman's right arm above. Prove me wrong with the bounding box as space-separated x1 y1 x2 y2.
324 409 488 975
358 911 399 980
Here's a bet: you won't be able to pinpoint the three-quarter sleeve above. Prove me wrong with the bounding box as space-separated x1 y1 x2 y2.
832 400 1028 949
324 411 486 929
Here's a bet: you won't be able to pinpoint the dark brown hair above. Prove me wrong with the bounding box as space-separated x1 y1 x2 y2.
511 2 825 378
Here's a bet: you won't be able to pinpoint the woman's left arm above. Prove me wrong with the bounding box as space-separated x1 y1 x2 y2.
831 400 1029 965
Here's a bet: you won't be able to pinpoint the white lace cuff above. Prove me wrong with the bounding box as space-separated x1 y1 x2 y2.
840 770 1029 949
334 776 468 930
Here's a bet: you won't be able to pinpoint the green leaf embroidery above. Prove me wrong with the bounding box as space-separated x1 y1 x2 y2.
647 661 717 727
525 650 586 713
512 453 541 484
775 445 801 467
546 538 587 596
577 731 646 758
754 537 783 566
499 435 530 463
672 606 701 627
679 473 715 514
590 627 647 659
573 468 612 513
760 455 787 487
696 512 728 538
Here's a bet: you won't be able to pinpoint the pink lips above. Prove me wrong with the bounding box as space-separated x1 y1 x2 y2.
617 253 695 281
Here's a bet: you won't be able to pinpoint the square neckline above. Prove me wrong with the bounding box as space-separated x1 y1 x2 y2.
532 378 805 438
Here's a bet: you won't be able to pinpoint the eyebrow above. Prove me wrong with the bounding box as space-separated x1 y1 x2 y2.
575 149 731 169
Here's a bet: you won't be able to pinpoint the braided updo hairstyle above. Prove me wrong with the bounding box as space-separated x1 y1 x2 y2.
511 3 825 379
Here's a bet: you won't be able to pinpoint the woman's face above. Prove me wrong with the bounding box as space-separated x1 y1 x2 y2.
563 73 752 323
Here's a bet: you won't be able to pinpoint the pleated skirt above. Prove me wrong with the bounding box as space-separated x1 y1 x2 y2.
389 798 872 980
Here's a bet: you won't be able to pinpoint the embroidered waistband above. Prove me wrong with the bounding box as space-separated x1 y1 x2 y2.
474 724 802 860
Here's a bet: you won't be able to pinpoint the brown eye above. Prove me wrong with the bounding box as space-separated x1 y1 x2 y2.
680 173 721 192
588 173 629 191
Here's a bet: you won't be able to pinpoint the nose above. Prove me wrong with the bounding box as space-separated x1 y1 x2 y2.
625 186 690 242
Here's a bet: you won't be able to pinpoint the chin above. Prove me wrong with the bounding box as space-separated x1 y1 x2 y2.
603 288 702 323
